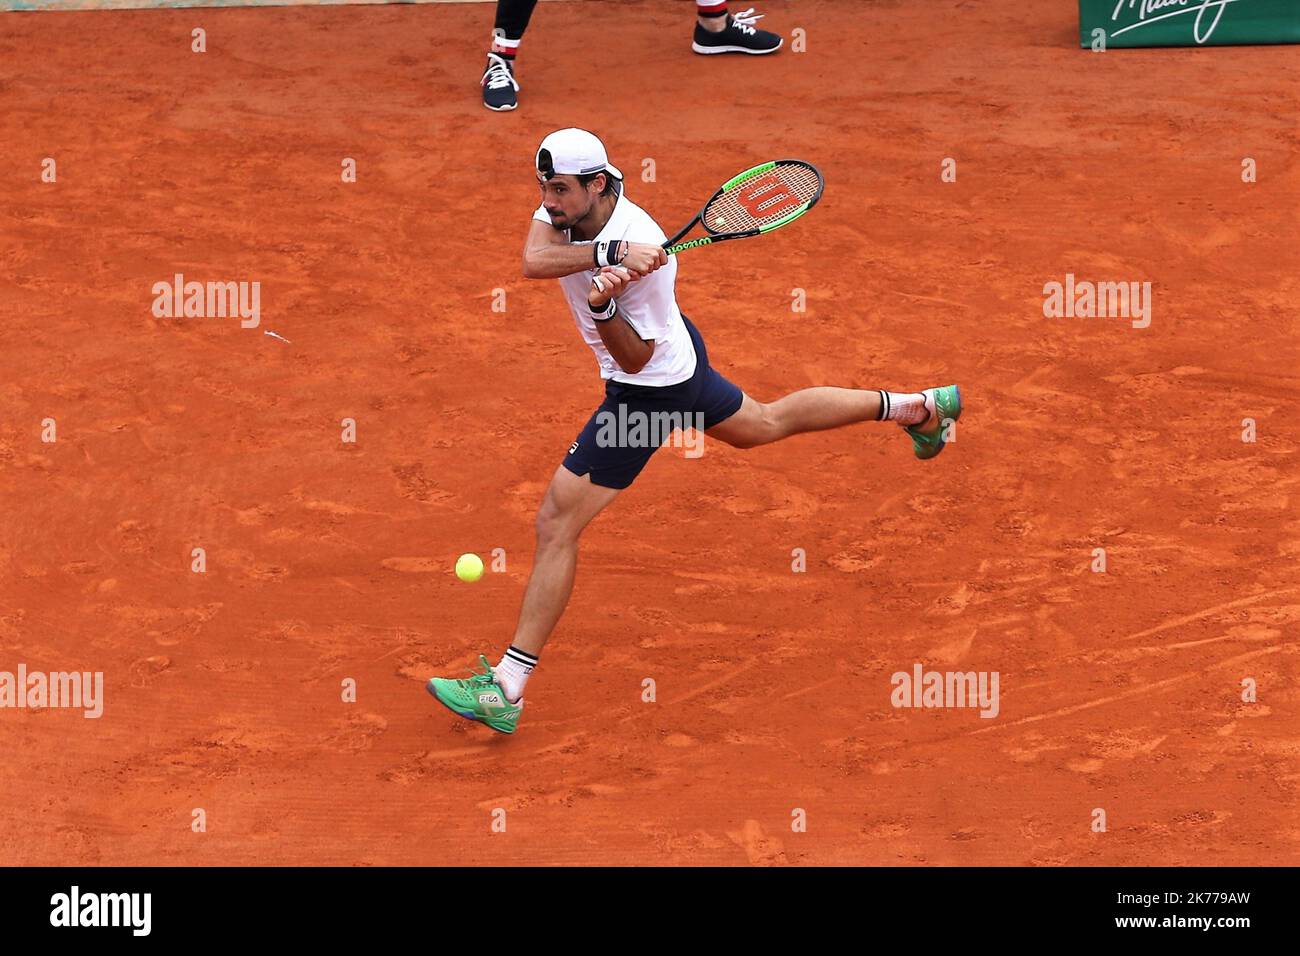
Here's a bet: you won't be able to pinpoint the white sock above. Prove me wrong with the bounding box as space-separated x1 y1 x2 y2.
877 390 930 426
494 645 537 703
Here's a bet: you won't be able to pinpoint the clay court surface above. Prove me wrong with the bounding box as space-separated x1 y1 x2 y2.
2 0 1298 866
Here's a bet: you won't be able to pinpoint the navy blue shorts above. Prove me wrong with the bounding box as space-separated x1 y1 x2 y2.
562 316 744 489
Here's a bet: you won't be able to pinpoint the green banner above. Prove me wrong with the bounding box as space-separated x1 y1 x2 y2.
1079 0 1300 48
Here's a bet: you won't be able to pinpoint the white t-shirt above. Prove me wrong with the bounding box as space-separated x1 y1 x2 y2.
532 187 696 387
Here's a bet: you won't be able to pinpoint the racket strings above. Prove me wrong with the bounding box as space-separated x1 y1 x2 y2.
704 163 822 233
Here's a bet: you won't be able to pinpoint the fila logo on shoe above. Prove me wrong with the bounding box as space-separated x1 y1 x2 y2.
478 693 502 706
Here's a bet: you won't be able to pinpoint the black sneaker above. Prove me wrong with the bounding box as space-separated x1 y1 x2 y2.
481 53 519 111
692 7 783 55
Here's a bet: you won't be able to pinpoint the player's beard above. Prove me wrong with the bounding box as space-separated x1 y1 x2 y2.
566 196 597 234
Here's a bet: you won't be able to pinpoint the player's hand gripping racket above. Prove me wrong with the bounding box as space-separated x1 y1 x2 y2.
662 159 824 255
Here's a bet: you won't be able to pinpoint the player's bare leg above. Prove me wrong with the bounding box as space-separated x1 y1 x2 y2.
707 386 962 458
709 389 886 445
509 465 619 657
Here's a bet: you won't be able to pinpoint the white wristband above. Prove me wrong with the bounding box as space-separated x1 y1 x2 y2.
593 241 625 268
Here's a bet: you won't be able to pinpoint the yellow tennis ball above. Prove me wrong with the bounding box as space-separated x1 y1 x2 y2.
455 553 484 583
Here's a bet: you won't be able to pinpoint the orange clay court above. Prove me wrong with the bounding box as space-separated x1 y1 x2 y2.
1 0 1298 866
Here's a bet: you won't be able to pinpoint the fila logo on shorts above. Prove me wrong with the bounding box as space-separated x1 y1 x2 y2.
569 441 580 455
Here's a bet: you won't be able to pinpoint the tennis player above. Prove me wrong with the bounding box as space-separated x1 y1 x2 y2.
482 2 783 111
427 129 963 733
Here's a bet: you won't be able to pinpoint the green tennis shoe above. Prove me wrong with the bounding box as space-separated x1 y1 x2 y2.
905 385 962 460
426 655 523 734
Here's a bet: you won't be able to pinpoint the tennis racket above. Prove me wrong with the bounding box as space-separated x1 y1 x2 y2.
662 159 824 255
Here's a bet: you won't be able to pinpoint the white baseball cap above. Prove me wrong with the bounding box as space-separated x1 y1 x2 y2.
535 128 623 183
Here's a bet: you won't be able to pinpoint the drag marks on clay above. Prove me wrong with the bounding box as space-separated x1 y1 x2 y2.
967 644 1289 738
923 628 978 666
369 632 429 665
1085 730 1170 762
661 661 759 709
886 289 972 312
714 480 821 522
781 630 1286 796
1003 733 1071 765
858 817 919 861
1244 603 1300 628
390 463 464 509
726 819 788 866
110 601 225 648
540 782 624 808
153 727 297 780
128 655 173 688
298 498 371 518
503 480 549 520
780 675 841 701
1080 622 1283 666
826 544 882 574
47 826 103 866
0 605 27 642
380 748 493 786
379 557 441 573
229 503 278 526
927 582 974 617
1056 730 1174 776
526 731 593 758
641 826 732 859
322 712 388 754
252 618 311 644
1108 587 1300 647
284 486 396 522
243 562 290 582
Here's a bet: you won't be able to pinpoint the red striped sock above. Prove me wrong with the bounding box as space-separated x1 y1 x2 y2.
696 0 728 18
491 33 522 59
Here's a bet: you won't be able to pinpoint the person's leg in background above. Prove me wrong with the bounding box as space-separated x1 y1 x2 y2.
483 1 784 111
692 1 784 55
481 0 540 111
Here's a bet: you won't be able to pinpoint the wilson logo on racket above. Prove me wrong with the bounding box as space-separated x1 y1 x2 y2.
661 159 824 257
735 174 805 220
